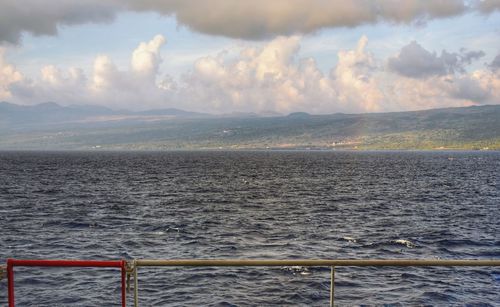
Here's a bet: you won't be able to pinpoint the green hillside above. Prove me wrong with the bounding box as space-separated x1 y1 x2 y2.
1 105 499 150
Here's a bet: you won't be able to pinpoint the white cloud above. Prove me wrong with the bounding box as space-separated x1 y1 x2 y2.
2 34 500 113
178 36 337 113
131 34 166 79
331 36 384 112
10 64 88 104
7 35 173 109
389 76 483 110
0 48 24 100
468 69 500 101
91 55 119 90
87 35 171 109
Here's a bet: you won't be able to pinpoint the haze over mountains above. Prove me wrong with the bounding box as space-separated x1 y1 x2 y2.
0 102 499 150
0 101 210 127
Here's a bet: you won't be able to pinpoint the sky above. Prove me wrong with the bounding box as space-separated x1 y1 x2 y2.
0 0 499 114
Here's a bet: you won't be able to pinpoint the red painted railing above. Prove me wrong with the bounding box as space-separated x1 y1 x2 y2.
6 259 127 307
3 258 500 306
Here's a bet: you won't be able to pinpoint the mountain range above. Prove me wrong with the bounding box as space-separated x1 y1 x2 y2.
0 102 499 150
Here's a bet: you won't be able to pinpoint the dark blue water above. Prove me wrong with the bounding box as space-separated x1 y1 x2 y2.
0 151 499 306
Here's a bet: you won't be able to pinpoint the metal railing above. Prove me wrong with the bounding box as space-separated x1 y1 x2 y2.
2 258 500 306
3 259 127 307
130 259 500 307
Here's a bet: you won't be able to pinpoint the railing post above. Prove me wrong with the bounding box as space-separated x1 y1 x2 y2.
330 266 335 307
7 259 14 307
133 260 139 307
121 260 127 307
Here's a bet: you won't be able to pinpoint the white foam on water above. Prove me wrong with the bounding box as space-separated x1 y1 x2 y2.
342 236 357 243
393 239 416 248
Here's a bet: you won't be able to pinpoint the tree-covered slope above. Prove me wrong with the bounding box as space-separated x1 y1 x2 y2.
1 104 499 150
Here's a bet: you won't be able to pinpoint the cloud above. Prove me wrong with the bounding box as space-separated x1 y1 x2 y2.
176 35 386 113
91 55 119 91
10 64 89 104
2 0 498 44
131 34 166 79
331 36 384 112
88 34 170 109
179 36 317 113
0 0 119 44
383 70 499 110
489 53 500 71
385 41 498 107
41 65 86 87
0 48 24 99
387 41 485 78
3 34 382 113
451 77 490 102
459 49 486 65
8 35 172 109
128 0 468 39
476 0 500 13
468 69 500 101
3 34 500 114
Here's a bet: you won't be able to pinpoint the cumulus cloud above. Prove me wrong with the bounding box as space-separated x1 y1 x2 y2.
179 36 332 113
8 35 172 109
449 76 490 102
11 65 88 103
175 35 387 113
331 36 384 112
131 35 166 79
1 0 499 44
387 41 485 78
3 34 500 113
4 35 380 113
89 35 170 109
385 42 498 107
0 48 24 99
91 34 166 92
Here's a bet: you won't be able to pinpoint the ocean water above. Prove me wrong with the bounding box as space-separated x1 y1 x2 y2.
0 150 499 306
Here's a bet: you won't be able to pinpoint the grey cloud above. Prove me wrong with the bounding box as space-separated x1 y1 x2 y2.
459 49 486 65
127 0 467 39
0 0 120 44
388 41 485 78
450 77 490 102
0 0 474 43
476 0 500 13
388 41 451 78
489 53 500 71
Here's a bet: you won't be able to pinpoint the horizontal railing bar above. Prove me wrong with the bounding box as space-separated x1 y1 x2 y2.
7 259 124 268
135 259 500 267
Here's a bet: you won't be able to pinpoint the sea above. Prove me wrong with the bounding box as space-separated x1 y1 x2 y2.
0 150 499 306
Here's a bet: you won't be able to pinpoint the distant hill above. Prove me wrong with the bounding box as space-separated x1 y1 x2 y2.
135 108 209 117
0 101 116 124
0 102 499 150
0 101 209 130
287 112 310 117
